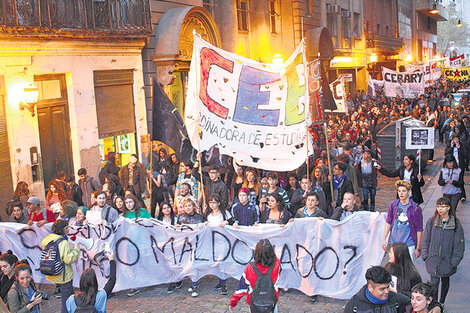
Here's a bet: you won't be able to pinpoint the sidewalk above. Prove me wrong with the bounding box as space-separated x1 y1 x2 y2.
413 167 470 313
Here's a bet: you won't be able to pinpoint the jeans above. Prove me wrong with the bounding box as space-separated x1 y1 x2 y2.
431 276 450 303
443 193 461 216
57 280 74 313
362 187 376 211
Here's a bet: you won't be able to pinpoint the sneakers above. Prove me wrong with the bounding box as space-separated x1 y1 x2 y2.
214 282 222 290
127 289 140 297
310 295 318 304
461 198 466 203
190 286 199 297
54 287 61 298
167 282 182 294
220 285 228 295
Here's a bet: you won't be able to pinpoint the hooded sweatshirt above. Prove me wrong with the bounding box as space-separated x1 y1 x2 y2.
41 234 80 284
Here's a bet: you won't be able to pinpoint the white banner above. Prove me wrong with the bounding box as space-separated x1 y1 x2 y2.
449 54 464 68
185 34 312 171
0 213 385 300
382 67 425 98
328 76 348 113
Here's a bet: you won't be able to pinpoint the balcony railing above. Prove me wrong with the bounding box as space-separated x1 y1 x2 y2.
366 33 404 54
0 0 151 37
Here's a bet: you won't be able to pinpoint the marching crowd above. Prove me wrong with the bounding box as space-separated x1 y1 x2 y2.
0 77 469 313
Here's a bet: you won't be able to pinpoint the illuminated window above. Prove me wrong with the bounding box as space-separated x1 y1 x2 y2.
269 0 280 34
237 0 249 31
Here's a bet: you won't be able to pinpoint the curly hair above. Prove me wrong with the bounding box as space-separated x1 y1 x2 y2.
47 180 67 202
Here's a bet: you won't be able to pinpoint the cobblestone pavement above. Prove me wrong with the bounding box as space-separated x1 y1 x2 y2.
38 145 455 313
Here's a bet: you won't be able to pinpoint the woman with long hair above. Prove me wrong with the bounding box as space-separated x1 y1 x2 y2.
7 261 42 313
231 166 245 203
421 197 465 304
0 250 18 304
203 194 233 227
378 153 425 204
113 196 124 213
156 201 177 225
311 165 327 189
242 168 260 205
385 242 422 297
229 239 280 313
259 193 293 225
46 180 67 213
66 250 116 313
122 194 151 219
9 182 30 216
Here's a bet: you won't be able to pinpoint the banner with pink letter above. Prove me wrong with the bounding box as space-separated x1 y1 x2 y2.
185 34 312 171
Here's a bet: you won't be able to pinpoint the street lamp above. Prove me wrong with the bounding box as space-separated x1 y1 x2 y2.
19 84 39 117
369 53 378 63
430 4 439 14
404 54 413 62
457 20 463 27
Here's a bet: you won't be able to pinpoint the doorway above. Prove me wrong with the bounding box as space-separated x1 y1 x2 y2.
0 76 14 220
35 74 73 189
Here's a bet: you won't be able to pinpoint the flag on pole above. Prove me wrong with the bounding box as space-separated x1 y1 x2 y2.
151 79 192 160
368 74 376 98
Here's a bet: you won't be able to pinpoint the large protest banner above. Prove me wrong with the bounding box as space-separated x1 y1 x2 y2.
449 54 465 68
443 67 470 81
0 212 385 300
327 75 348 113
382 67 425 98
185 34 312 171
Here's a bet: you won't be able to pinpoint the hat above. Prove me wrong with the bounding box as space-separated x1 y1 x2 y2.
27 197 40 205
239 187 250 195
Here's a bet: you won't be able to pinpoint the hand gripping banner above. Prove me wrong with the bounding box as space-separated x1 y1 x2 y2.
0 212 386 300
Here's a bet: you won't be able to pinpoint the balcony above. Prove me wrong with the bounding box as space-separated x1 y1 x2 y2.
0 0 151 39
366 33 404 55
415 0 448 22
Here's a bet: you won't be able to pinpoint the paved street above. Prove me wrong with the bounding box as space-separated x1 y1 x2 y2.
37 144 469 312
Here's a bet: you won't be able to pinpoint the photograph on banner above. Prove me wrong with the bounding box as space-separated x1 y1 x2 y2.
443 67 470 81
185 34 312 171
0 213 386 300
382 67 425 98
326 75 348 113
405 127 435 150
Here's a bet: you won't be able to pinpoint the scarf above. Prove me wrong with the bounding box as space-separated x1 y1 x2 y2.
333 175 345 190
365 288 388 305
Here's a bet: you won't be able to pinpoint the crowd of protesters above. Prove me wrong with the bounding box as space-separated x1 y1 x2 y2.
0 77 468 312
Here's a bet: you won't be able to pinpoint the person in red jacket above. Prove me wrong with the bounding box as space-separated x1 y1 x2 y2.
229 239 281 312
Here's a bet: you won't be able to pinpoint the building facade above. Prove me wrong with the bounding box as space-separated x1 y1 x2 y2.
0 1 151 219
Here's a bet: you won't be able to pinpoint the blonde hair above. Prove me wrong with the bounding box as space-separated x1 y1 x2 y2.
395 180 412 190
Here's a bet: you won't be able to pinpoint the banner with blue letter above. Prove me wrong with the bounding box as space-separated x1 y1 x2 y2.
185 34 312 171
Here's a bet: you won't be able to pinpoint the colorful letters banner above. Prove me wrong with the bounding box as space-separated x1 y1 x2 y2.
443 67 470 81
0 212 386 300
382 67 425 98
185 34 312 171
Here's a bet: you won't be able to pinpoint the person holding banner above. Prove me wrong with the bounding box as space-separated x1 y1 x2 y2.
122 194 151 219
377 154 425 205
260 172 291 214
259 193 293 225
192 163 229 212
232 188 259 227
324 162 354 215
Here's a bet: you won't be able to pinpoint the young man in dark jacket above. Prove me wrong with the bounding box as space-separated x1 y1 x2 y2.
344 266 410 313
324 162 354 215
192 163 229 211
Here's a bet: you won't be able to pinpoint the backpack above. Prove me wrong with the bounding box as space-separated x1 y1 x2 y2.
249 262 277 313
74 295 98 313
40 237 66 279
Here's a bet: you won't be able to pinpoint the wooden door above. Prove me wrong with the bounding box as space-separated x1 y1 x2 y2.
35 74 73 189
